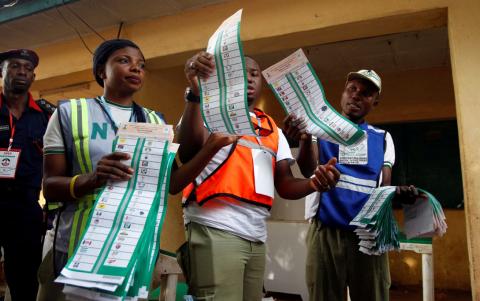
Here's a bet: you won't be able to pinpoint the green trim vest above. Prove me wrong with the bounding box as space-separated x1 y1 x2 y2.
55 98 164 256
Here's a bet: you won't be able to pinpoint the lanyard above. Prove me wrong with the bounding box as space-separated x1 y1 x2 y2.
251 110 274 147
255 115 263 146
7 112 15 151
95 96 134 134
0 97 17 151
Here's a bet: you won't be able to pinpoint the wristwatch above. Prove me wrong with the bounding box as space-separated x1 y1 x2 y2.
185 87 200 103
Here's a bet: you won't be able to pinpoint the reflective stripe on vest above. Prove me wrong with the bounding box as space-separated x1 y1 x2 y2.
144 108 161 124
237 139 276 158
185 110 279 208
68 98 96 256
47 202 62 211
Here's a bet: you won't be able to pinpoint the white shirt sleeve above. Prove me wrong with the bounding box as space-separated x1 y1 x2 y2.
43 110 65 155
276 128 294 163
383 131 395 168
305 191 320 220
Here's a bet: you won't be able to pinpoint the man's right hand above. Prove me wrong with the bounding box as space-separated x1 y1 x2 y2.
283 113 311 142
309 157 340 192
184 51 215 96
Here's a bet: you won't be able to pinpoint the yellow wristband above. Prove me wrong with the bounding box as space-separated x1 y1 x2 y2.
70 174 80 199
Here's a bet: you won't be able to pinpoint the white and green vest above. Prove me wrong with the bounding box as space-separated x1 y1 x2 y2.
55 98 164 256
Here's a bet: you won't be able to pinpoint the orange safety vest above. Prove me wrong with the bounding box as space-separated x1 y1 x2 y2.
183 109 280 209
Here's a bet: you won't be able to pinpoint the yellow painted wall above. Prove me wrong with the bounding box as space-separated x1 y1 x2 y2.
137 67 189 125
26 0 480 296
447 3 480 298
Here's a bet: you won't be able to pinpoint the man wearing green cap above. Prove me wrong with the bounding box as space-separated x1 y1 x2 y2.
0 49 53 301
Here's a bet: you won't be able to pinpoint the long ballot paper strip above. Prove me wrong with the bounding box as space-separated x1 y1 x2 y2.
199 9 257 136
350 187 447 255
56 123 179 301
262 49 365 146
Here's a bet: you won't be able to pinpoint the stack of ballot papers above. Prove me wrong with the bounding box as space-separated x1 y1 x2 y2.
350 186 447 255
350 187 399 255
55 123 179 301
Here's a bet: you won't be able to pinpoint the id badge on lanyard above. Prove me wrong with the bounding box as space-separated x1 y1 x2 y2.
252 148 274 198
251 117 275 198
0 112 21 179
0 149 21 179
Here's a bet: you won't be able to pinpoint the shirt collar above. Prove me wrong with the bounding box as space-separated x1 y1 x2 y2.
358 121 368 130
0 92 41 112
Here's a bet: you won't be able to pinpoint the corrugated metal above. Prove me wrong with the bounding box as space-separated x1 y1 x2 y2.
0 0 230 49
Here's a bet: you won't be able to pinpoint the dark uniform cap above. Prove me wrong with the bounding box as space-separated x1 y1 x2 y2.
0 49 39 68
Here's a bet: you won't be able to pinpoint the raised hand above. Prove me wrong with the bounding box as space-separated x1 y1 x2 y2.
184 51 215 95
283 113 310 142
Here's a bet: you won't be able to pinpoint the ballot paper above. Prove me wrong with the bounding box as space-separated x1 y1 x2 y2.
262 49 365 146
403 190 447 239
199 9 257 136
350 187 447 255
56 123 178 301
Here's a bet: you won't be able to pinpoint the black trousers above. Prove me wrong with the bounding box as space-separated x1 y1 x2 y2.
0 190 43 301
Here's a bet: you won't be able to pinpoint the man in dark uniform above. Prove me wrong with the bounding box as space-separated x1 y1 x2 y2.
0 49 51 301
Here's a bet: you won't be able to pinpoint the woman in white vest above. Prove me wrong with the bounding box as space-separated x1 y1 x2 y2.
37 39 234 301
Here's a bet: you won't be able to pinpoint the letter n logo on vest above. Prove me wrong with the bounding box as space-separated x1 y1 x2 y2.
91 122 108 140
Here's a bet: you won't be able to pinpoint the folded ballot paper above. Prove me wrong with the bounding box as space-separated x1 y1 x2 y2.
350 186 447 255
262 49 365 146
56 123 179 301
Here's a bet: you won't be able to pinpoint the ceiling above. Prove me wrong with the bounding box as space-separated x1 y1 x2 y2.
0 0 230 50
254 26 450 82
